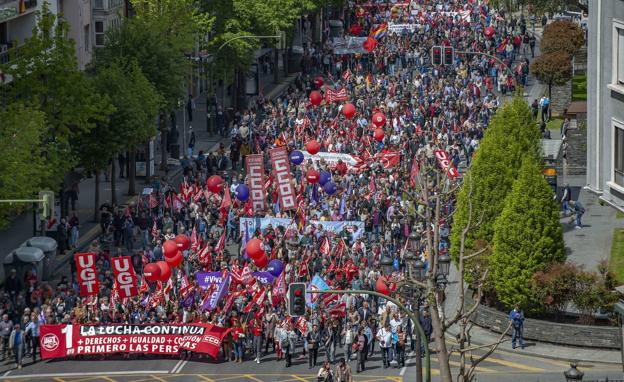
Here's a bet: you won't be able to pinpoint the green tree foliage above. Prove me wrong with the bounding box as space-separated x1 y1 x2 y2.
0 2 111 188
451 97 542 265
0 104 47 228
99 0 211 111
491 156 565 310
530 51 573 99
541 20 585 56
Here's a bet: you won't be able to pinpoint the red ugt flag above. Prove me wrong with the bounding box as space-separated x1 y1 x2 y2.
111 256 138 298
75 253 99 297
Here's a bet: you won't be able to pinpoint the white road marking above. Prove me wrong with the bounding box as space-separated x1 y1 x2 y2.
172 358 189 374
2 371 10 377
0 370 169 379
400 351 416 376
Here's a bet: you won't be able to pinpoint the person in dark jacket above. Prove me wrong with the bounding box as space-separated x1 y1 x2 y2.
307 324 322 368
509 305 525 349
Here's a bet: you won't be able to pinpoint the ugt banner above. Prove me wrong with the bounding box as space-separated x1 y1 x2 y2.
111 256 138 298
39 324 230 360
268 146 296 211
245 154 266 212
75 253 99 297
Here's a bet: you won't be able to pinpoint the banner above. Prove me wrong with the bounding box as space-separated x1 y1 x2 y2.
433 149 459 178
245 154 266 212
331 37 370 55
196 272 224 288
39 324 229 360
253 272 275 285
204 274 230 311
388 23 418 34
302 151 361 168
239 217 365 241
269 146 296 211
75 253 99 297
325 88 349 103
111 256 138 298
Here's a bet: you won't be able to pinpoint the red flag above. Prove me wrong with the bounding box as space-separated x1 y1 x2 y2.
190 225 200 252
139 278 149 294
172 193 184 212
220 184 232 211
362 36 377 53
197 243 212 266
214 231 226 254
148 193 159 209
320 237 331 256
243 287 266 313
342 69 352 81
410 158 420 187
151 221 159 239
295 316 309 336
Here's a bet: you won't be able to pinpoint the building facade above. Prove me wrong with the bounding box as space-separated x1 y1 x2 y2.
60 0 92 70
587 0 624 211
91 0 123 49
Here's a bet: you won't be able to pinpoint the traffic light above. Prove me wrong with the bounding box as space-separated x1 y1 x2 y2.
443 46 454 66
39 191 54 220
431 46 442 66
288 282 306 317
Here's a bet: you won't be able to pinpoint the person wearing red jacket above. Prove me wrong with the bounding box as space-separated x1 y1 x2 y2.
251 317 264 364
232 319 245 363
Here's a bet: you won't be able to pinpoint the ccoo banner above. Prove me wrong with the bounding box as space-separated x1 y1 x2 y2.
39 324 230 360
269 146 296 211
245 154 266 212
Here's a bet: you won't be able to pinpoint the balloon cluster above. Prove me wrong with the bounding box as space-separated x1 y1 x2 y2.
145 235 188 282
245 238 269 268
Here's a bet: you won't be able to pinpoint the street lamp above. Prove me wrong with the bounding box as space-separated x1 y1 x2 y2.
564 363 584 382
437 253 451 278
380 255 394 276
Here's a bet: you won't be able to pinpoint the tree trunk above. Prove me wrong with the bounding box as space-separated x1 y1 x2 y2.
128 149 137 196
111 160 117 205
94 172 100 222
160 113 168 171
548 82 552 100
274 47 280 84
431 302 453 382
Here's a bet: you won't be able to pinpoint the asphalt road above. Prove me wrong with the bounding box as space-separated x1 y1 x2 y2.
0 342 621 382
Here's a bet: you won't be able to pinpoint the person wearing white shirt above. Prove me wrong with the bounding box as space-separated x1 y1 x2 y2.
376 324 393 368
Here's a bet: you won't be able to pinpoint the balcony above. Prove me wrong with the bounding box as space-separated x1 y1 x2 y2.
0 0 37 23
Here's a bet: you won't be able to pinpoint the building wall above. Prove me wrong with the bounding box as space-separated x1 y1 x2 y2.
91 0 123 49
587 0 624 211
60 0 92 70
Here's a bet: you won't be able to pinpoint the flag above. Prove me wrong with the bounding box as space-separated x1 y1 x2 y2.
307 275 330 307
342 69 352 81
163 278 174 302
151 221 159 239
214 231 226 254
410 158 420 187
370 23 388 40
366 73 372 87
220 184 232 211
320 237 331 256
148 193 159 209
197 243 212 266
295 316 309 336
324 88 349 103
205 273 230 311
139 278 149 294
190 225 200 252
200 284 217 310
243 287 266 313
172 193 184 212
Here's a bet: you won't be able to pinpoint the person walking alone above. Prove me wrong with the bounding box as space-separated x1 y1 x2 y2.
307 324 322 368
509 305 525 350
9 324 24 369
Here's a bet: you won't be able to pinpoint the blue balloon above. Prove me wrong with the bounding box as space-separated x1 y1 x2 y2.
290 150 304 165
235 184 250 202
323 181 337 195
319 170 331 186
267 259 284 277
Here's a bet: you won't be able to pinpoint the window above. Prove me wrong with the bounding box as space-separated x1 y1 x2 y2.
615 124 624 187
94 0 104 9
618 28 624 85
95 21 105 47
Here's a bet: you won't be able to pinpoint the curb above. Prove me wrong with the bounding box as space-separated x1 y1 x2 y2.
444 327 622 366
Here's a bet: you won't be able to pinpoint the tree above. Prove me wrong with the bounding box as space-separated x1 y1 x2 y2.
451 97 542 270
0 104 47 229
98 0 212 170
0 2 111 192
491 156 565 311
531 51 573 99
541 20 585 56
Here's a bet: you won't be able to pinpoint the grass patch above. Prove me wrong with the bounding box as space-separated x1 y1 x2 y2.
572 74 587 102
545 116 564 132
617 210 624 219
609 228 624 284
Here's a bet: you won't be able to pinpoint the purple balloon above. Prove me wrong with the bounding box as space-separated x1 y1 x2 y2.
267 259 284 277
235 184 249 202
323 181 337 195
319 170 331 186
290 150 304 165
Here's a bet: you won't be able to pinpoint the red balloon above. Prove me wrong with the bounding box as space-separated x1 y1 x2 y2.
314 76 324 89
373 128 385 142
143 263 161 282
166 251 184 268
306 140 321 155
484 26 495 38
310 91 322 106
246 238 264 259
342 103 356 119
156 261 171 281
207 175 224 193
372 112 386 127
307 169 320 184
375 278 390 296
254 253 269 268
175 234 190 251
163 240 178 258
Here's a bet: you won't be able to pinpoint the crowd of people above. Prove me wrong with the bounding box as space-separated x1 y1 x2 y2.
0 0 539 378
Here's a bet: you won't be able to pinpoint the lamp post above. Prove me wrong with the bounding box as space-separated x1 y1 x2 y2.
564 363 584 382
403 241 426 382
380 255 394 276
